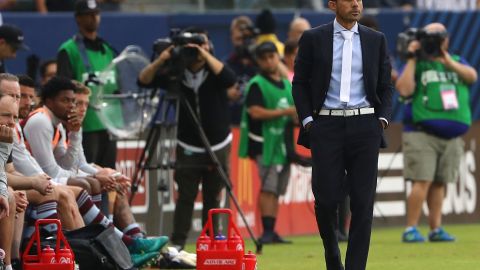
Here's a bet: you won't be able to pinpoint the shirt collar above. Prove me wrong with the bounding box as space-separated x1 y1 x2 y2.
334 18 359 34
43 105 62 126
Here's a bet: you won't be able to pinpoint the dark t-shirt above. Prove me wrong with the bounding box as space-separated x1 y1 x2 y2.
245 74 285 157
7 152 12 163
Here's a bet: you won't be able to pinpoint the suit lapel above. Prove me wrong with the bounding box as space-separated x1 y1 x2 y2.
324 22 334 89
359 25 371 93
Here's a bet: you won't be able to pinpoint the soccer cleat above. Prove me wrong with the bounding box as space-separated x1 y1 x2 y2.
128 236 169 254
402 227 426 243
131 251 159 267
428 227 455 242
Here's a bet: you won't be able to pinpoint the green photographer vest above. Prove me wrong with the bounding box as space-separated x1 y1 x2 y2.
59 38 122 132
412 55 471 126
238 75 294 165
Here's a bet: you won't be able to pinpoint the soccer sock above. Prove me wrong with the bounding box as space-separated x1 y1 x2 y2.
262 216 275 234
23 207 37 240
123 223 144 238
76 190 111 228
91 193 103 209
76 189 134 246
405 226 416 232
36 200 59 233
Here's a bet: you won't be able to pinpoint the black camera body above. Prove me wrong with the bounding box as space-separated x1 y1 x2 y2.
152 29 207 78
396 27 447 61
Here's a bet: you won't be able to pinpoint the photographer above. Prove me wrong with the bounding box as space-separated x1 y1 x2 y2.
225 16 259 125
138 27 236 250
396 23 477 243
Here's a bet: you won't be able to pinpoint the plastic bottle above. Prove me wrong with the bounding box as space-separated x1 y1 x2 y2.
243 251 257 270
197 234 212 251
40 245 56 264
56 248 73 264
214 234 227 250
228 234 244 252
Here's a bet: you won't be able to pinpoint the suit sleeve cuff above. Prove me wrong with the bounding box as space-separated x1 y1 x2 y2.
302 116 313 127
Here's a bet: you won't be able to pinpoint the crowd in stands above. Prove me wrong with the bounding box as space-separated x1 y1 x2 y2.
0 0 480 12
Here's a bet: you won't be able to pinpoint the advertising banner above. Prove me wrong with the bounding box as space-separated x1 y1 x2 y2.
119 123 479 238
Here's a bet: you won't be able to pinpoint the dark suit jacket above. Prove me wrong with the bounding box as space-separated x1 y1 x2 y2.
292 21 394 148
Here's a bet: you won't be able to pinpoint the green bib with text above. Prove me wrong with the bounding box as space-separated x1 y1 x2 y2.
59 39 123 132
238 75 294 165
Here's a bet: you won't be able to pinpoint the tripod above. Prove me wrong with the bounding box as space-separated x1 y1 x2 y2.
130 89 179 233
130 80 263 253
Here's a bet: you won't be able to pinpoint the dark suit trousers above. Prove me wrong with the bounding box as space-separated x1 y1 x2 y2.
310 114 382 270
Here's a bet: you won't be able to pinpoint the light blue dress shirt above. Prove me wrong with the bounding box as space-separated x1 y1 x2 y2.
324 19 369 110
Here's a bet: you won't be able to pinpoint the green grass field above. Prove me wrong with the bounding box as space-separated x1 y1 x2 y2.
184 223 480 270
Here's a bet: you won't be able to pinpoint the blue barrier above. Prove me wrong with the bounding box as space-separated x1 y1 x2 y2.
2 10 479 122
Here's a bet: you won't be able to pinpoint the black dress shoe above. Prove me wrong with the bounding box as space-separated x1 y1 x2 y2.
325 255 344 270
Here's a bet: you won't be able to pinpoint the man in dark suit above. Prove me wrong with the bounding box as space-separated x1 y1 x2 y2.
292 0 393 269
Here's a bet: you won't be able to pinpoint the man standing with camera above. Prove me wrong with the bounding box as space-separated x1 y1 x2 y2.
139 27 236 250
226 16 259 125
57 0 119 170
396 22 477 243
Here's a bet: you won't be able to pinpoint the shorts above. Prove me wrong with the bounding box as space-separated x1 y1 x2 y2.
402 131 464 183
255 156 290 196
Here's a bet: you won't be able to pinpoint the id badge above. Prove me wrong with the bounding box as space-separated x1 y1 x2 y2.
440 84 458 110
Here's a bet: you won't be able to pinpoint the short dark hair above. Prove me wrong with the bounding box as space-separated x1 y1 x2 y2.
17 74 36 88
40 76 76 101
39 59 56 78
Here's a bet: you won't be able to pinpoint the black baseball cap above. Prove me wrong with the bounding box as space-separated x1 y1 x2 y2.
255 41 278 57
75 0 100 15
0 24 29 51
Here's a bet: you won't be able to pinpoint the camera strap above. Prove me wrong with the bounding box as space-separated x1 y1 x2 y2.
73 33 93 74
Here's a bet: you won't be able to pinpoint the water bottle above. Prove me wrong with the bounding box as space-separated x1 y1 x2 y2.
214 234 227 250
40 245 56 264
228 234 244 252
243 251 257 270
197 234 212 251
56 248 73 264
